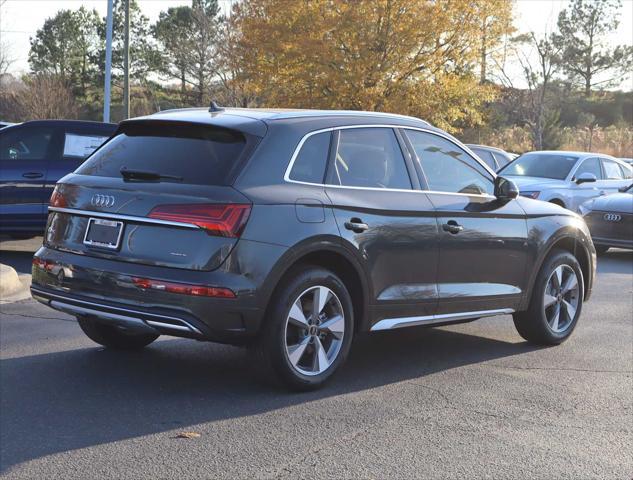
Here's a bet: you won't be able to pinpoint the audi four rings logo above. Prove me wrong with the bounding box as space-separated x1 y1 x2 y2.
603 213 621 222
91 194 115 208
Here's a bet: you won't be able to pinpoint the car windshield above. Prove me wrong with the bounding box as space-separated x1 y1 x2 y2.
499 153 579 180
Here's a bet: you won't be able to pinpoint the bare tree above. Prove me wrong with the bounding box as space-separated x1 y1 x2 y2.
3 74 78 120
494 32 563 149
0 40 14 76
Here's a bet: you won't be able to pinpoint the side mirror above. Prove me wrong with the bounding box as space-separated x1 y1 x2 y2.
575 172 597 184
494 176 519 200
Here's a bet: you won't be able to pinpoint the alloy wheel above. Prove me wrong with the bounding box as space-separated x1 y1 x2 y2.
543 265 580 333
284 286 345 376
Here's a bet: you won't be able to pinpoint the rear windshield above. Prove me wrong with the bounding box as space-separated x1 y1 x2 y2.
75 122 247 185
499 153 579 180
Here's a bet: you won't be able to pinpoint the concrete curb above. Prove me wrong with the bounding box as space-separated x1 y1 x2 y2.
0 264 22 299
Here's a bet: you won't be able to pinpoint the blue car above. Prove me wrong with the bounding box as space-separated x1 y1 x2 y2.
0 120 116 237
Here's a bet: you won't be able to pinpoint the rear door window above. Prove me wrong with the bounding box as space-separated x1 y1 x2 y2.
620 163 633 179
575 158 603 179
470 148 497 170
288 131 331 183
76 122 248 185
63 133 109 160
327 128 412 189
601 159 624 180
492 151 512 168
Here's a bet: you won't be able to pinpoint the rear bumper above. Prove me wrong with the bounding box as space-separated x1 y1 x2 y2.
30 242 287 343
32 285 203 338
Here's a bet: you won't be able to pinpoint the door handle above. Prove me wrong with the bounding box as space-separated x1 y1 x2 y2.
344 218 369 233
22 172 43 179
599 190 606 196
442 220 464 234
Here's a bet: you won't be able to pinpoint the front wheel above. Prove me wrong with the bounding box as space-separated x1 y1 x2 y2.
254 266 354 391
513 250 584 345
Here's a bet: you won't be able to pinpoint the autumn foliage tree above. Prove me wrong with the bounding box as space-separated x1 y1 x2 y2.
227 0 513 131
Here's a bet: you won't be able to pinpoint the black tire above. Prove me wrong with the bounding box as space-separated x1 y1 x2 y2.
594 245 610 255
77 316 159 350
549 200 566 209
254 266 354 391
513 250 584 345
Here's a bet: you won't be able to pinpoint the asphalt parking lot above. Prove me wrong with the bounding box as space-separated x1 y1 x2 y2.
1 237 631 479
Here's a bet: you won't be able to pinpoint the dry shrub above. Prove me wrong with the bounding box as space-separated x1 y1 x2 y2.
0 74 78 121
479 124 633 157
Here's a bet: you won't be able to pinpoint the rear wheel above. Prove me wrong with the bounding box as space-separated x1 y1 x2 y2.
77 316 159 350
513 250 583 345
255 266 354 391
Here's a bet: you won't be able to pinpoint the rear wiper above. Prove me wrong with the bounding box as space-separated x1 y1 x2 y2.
119 167 183 182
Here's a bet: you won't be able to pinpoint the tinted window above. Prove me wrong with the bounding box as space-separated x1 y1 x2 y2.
0 126 56 161
500 153 578 180
574 158 603 179
493 151 512 168
63 133 109 160
76 123 247 185
602 160 624 180
620 163 633 179
470 147 497 170
289 131 330 183
329 128 411 189
406 131 493 195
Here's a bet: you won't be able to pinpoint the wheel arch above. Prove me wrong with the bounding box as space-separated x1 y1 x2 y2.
548 198 566 208
523 230 594 309
258 236 371 335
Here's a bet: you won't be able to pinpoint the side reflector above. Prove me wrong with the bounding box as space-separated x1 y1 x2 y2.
132 277 236 298
148 204 251 237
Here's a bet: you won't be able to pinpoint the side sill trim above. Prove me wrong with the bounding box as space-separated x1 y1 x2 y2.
370 308 515 331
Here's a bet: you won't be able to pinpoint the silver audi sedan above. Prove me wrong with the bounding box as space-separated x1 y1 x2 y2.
498 151 633 212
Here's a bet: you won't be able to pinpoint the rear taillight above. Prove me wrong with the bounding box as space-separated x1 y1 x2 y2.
148 203 251 237
49 186 67 208
132 277 236 298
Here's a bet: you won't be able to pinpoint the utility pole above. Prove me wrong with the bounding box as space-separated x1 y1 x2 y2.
103 0 114 122
123 0 130 119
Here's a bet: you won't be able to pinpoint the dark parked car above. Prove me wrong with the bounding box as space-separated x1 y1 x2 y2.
31 108 596 390
466 144 516 171
0 120 116 237
579 183 633 253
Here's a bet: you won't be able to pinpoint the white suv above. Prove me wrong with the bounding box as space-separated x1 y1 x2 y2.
499 151 633 212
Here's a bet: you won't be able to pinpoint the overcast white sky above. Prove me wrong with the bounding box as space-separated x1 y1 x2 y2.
1 0 632 89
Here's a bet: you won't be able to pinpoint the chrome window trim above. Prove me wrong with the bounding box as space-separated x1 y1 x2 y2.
48 206 201 230
370 308 515 331
283 124 497 199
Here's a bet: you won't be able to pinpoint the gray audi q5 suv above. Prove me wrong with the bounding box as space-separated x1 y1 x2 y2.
32 107 596 390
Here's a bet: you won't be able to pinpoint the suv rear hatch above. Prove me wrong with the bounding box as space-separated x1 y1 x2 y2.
44 120 260 271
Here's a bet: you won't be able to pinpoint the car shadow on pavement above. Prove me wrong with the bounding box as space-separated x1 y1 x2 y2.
596 249 633 275
0 326 539 472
